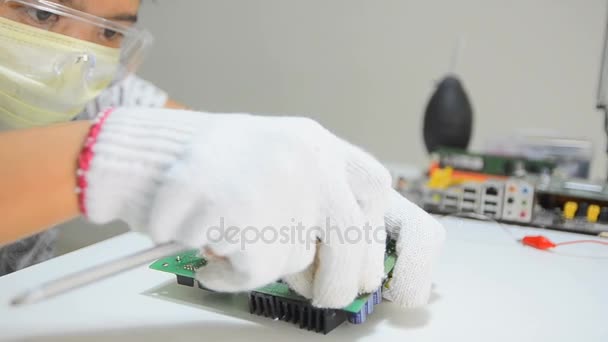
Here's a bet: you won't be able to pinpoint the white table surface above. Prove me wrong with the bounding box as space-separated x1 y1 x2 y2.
1 217 607 342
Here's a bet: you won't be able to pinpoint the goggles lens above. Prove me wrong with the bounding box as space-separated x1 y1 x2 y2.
0 0 152 75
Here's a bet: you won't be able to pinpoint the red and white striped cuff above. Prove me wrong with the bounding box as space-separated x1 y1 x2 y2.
76 108 114 216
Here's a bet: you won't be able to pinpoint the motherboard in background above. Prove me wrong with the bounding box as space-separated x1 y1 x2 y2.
150 244 397 334
406 149 608 236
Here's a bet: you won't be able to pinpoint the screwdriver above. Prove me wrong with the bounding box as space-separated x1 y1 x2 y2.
11 241 187 307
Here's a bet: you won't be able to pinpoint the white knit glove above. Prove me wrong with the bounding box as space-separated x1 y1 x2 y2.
284 190 446 309
83 107 392 308
384 190 446 308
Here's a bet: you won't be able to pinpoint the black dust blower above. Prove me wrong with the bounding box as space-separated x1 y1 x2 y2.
422 75 473 153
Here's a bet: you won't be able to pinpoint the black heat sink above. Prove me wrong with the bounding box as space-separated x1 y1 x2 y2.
175 275 348 334
248 291 347 334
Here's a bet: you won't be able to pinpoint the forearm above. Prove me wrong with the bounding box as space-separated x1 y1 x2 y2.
0 121 90 244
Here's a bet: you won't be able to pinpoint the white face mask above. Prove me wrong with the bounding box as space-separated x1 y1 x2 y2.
0 16 120 131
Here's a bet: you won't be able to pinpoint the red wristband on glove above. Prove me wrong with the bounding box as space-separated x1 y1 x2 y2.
76 108 114 216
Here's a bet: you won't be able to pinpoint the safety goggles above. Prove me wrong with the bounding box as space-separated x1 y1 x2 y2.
0 0 152 76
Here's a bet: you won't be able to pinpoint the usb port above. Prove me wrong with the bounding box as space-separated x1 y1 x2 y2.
443 201 458 208
484 200 498 206
464 188 477 194
462 198 476 203
485 187 499 196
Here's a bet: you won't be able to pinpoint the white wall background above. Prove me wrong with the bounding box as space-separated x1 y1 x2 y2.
57 0 608 253
138 0 608 179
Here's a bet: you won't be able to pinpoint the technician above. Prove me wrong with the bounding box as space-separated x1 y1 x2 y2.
0 0 445 309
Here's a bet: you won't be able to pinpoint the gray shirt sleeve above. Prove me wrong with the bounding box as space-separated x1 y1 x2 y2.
0 229 58 276
78 74 169 120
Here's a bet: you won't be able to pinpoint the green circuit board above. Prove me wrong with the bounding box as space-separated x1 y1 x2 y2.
150 250 396 314
149 250 205 277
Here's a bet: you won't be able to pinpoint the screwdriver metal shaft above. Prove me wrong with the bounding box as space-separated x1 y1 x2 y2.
11 241 186 307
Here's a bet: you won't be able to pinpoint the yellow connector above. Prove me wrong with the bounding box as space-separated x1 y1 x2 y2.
563 201 578 220
587 204 601 223
427 167 463 190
